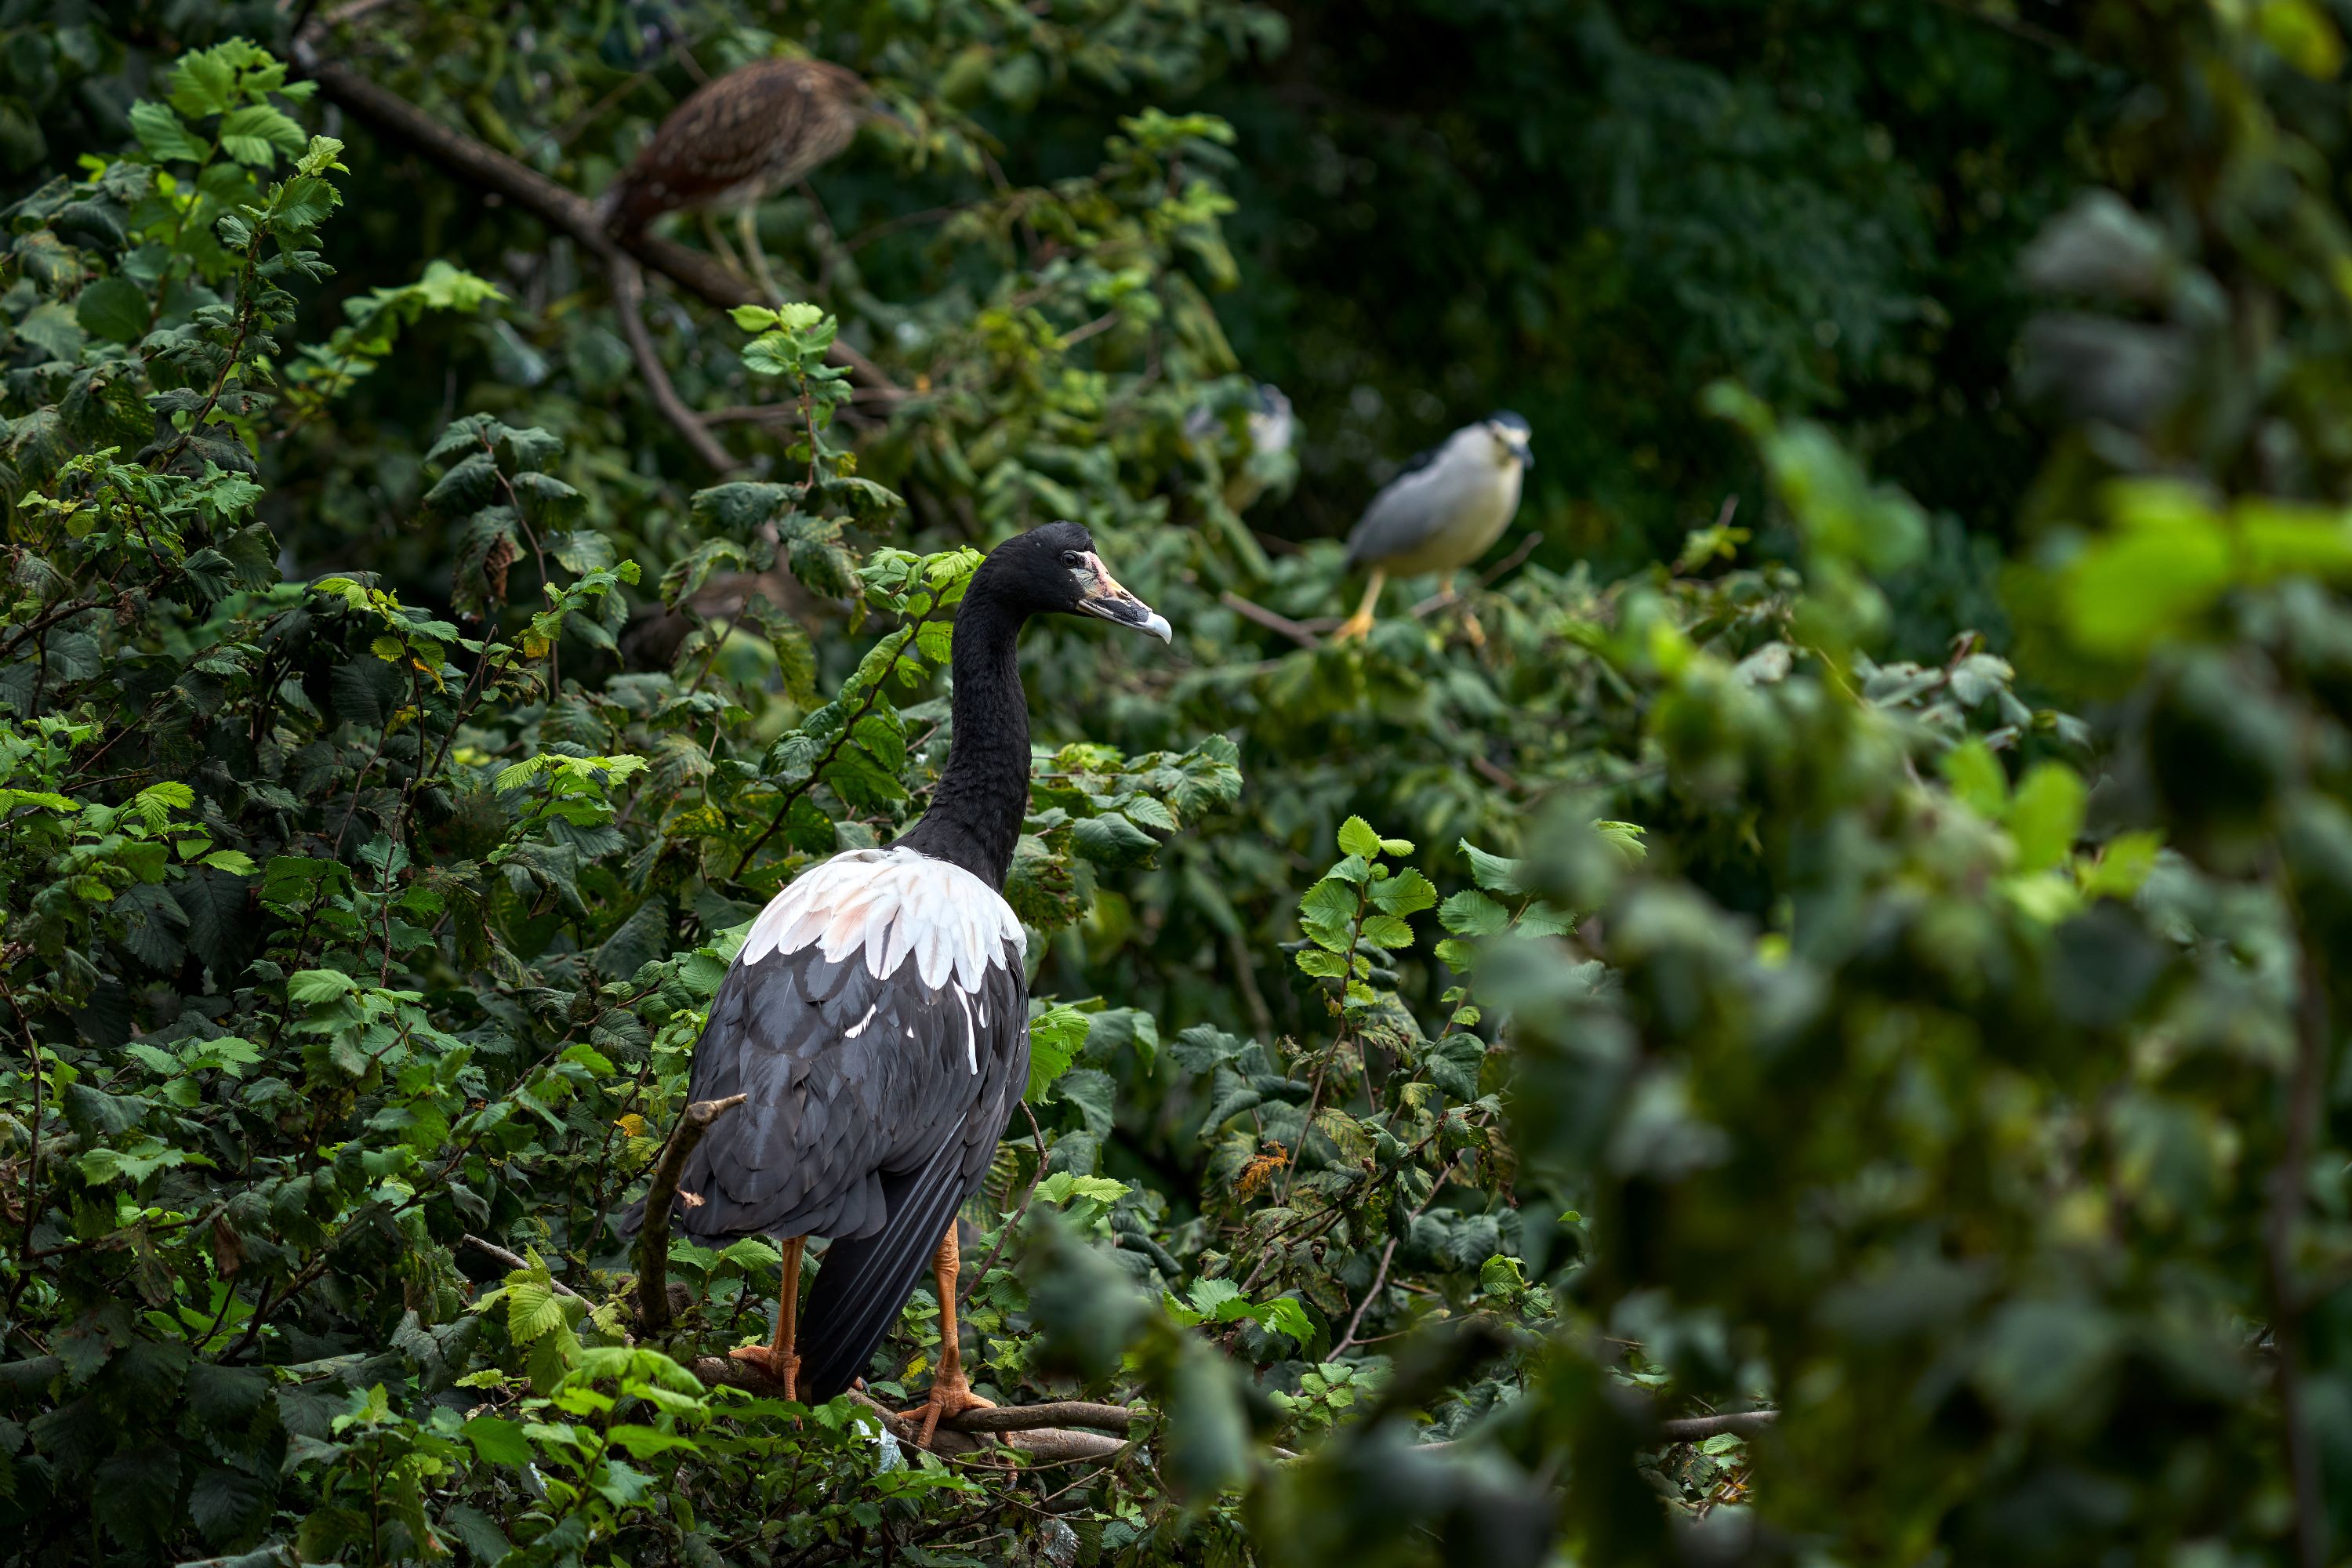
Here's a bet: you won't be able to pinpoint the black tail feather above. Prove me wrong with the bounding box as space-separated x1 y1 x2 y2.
798 1126 971 1402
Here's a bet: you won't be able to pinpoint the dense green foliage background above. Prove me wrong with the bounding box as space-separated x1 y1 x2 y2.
6 1 2352 1563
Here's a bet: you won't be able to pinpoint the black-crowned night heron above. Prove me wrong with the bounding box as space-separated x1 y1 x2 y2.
597 57 887 305
618 524 1171 1443
1334 412 1533 641
1187 381 1298 512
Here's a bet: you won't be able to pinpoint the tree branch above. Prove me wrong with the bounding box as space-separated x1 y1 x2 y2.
924 1400 1144 1434
608 256 744 474
1655 1410 1777 1443
632 1094 749 1333
289 44 899 395
684 1356 1134 1460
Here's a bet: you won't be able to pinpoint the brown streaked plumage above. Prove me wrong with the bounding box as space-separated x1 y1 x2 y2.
598 57 874 238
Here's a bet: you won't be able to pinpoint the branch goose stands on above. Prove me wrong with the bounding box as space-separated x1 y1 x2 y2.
619 522 1170 1442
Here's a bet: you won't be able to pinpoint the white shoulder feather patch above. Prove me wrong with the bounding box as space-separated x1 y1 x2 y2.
738 847 1025 995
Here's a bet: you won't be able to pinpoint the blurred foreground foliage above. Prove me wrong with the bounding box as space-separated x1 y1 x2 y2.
3 4 2352 1567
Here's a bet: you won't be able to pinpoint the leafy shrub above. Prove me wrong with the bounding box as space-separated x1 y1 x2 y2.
7 5 2352 1567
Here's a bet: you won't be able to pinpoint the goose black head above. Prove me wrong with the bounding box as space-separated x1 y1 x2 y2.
979 521 1172 642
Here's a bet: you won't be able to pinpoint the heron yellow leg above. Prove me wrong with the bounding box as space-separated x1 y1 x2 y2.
898 1222 994 1446
727 1234 804 1399
1334 569 1385 642
738 205 789 307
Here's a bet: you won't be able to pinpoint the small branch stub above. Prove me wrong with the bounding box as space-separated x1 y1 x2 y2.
633 1094 748 1333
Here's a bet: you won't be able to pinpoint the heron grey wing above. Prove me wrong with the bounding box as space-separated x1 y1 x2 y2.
1345 454 1464 568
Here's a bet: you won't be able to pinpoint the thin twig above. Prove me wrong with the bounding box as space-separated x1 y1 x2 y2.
633 1094 750 1332
960 1101 1048 1304
1220 590 1323 650
460 1234 587 1300
609 256 743 474
1405 531 1543 618
1332 1236 1399 1359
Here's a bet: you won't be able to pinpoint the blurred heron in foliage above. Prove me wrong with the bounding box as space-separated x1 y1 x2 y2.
597 56 892 304
1187 381 1298 512
1336 412 1533 641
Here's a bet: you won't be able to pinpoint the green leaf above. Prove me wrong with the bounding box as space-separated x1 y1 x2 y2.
1336 815 1384 859
1073 811 1158 867
463 1414 532 1467
1035 1171 1130 1207
1251 1296 1313 1345
266 176 341 237
1163 1345 1250 1499
128 101 205 164
606 1424 702 1458
1457 839 1524 894
506 1279 565 1341
285 969 355 1004
1591 819 1648 862
2082 830 2163 900
1439 888 1512 937
2009 762 2087 874
1368 868 1437 916
1943 739 2007 815
75 278 149 345
1025 1002 1091 1101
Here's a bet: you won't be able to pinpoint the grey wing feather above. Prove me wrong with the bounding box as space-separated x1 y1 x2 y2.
615 937 1027 1247
1346 457 1457 568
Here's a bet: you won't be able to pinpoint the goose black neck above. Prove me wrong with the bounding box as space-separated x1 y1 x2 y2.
895 592 1030 887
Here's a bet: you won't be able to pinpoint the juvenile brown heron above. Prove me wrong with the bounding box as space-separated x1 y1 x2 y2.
619 523 1172 1442
1336 412 1533 641
597 56 887 304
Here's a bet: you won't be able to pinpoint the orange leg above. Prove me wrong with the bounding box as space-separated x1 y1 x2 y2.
728 1234 805 1399
1333 569 1385 642
897 1222 994 1446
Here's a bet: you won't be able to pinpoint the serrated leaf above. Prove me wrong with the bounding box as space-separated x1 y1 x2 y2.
1073 811 1157 867
1251 1296 1313 1345
1336 816 1383 858
1439 888 1511 936
505 1280 564 1341
285 969 355 1004
1026 1002 1091 1101
129 101 205 163
1035 1171 1130 1207
1368 868 1437 916
1457 840 1523 894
